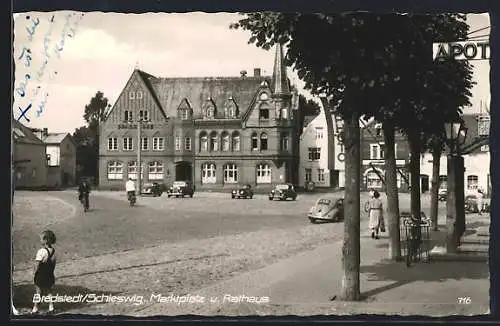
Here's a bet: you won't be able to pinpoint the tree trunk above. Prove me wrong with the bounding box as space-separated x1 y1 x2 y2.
408 132 422 220
339 114 361 301
430 144 442 231
383 122 401 260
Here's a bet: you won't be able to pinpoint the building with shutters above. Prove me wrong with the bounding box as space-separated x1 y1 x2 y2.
98 44 300 190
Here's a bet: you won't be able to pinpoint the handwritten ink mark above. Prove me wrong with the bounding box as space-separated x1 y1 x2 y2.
17 104 32 122
17 47 32 67
15 74 31 97
36 94 49 117
26 17 40 42
50 15 55 22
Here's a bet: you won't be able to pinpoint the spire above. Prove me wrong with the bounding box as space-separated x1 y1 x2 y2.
271 43 291 96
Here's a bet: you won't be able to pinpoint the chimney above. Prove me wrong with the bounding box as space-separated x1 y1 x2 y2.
253 68 261 77
240 70 247 78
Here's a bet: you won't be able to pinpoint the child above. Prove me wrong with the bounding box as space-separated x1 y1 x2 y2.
32 230 57 314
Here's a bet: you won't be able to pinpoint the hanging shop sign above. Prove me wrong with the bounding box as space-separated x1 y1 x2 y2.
433 40 490 61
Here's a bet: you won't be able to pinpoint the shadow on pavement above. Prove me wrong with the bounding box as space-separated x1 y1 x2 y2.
360 259 489 299
12 283 121 313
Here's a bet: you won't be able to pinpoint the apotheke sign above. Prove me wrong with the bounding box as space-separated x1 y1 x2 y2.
433 40 490 61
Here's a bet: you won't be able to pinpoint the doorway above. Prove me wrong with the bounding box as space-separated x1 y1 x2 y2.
175 161 192 182
420 174 430 193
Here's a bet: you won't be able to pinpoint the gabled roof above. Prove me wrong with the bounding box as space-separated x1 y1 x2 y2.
461 113 489 149
303 115 318 128
42 133 68 144
12 120 45 145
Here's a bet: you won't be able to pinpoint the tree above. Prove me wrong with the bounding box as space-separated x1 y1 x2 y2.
231 12 473 301
298 94 321 133
73 91 110 184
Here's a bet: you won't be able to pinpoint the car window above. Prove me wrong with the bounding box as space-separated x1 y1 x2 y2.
276 184 289 190
173 182 186 187
318 199 331 205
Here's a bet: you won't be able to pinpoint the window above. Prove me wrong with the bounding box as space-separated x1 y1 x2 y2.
221 132 230 151
206 107 215 119
251 133 258 151
141 137 149 150
223 164 238 184
260 93 269 100
181 109 190 120
152 137 165 151
139 110 149 121
260 133 268 150
107 161 123 180
148 161 164 180
185 137 192 151
201 163 216 184
136 91 143 99
259 106 270 119
467 175 479 190
318 169 325 182
256 163 272 184
127 161 144 180
439 175 447 189
107 137 118 151
123 137 133 151
200 132 208 151
232 132 240 151
129 92 135 100
281 107 288 119
369 143 385 159
225 105 237 118
280 132 289 151
366 170 383 189
308 147 321 161
175 136 181 151
305 168 312 182
124 111 133 122
394 144 398 159
478 116 490 137
315 128 324 140
210 132 218 151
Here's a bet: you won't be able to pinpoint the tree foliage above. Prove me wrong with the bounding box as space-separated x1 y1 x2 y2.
298 94 321 132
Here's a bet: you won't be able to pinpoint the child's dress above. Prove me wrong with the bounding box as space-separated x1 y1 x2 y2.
34 247 56 289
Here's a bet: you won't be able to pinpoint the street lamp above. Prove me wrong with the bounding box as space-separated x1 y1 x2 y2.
443 119 467 253
125 116 151 196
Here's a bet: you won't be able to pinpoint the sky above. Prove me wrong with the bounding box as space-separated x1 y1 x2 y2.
12 12 491 133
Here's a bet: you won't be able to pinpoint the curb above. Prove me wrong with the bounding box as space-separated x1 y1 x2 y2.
430 252 488 263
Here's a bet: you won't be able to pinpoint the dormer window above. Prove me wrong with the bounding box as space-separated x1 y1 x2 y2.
224 98 239 119
259 105 270 120
180 109 190 120
204 97 217 119
178 99 193 120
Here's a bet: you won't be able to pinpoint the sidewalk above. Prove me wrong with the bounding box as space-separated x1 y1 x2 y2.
134 215 490 317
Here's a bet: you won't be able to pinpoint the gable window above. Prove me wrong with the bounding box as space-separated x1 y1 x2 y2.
108 137 118 151
251 133 258 151
210 132 218 151
467 175 479 190
308 147 321 161
221 132 230 151
232 131 240 151
181 109 190 120
123 137 133 151
280 132 289 151
200 132 208 151
152 137 165 151
305 168 312 182
139 110 149 121
107 161 123 180
259 106 270 120
223 164 238 184
315 127 324 140
256 163 272 184
136 91 143 99
141 137 149 151
129 92 135 100
317 169 325 183
185 137 192 151
148 161 164 180
175 135 181 151
369 143 385 160
124 111 133 122
201 163 216 184
260 133 268 150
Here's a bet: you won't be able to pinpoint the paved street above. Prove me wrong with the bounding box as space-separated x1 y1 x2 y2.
12 190 449 315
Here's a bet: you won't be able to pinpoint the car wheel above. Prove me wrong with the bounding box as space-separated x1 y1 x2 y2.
309 218 317 224
249 195 253 199
269 197 273 201
231 195 235 199
292 196 297 201
190 194 193 198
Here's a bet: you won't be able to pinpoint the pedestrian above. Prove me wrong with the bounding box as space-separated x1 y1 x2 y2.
32 230 57 314
367 190 384 239
78 178 91 212
476 188 484 215
364 189 375 214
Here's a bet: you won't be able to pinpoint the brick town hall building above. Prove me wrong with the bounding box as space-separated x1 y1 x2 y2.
99 44 300 190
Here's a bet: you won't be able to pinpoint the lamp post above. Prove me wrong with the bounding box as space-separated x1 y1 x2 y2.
444 119 468 253
125 116 150 196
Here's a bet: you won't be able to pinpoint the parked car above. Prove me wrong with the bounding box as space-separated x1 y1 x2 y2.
268 183 297 201
231 184 254 199
465 194 490 213
167 181 194 198
142 182 164 197
438 188 447 201
308 197 344 223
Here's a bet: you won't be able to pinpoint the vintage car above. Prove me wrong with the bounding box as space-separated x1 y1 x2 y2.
141 182 164 197
308 197 344 223
438 188 447 201
465 194 490 213
167 181 195 198
268 183 297 201
231 184 254 199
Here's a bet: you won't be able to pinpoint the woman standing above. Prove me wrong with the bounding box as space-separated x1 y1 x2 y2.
367 190 384 239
